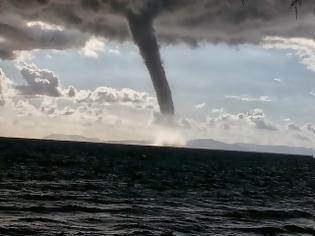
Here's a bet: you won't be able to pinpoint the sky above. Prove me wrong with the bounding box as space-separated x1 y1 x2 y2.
0 0 314 149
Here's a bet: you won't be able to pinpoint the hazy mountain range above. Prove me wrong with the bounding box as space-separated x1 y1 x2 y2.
186 139 313 157
44 134 313 157
44 134 104 143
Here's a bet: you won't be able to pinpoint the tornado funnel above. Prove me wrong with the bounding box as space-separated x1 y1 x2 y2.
127 13 174 115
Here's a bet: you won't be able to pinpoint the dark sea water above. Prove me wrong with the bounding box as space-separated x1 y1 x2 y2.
0 137 314 236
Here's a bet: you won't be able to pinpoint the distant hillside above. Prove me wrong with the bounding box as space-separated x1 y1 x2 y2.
44 134 104 143
44 134 150 146
187 139 314 156
44 134 313 156
108 140 151 146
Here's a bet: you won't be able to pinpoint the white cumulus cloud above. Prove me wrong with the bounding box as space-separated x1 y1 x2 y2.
225 95 272 102
81 37 106 58
16 63 61 97
195 102 206 109
274 78 282 82
262 37 315 72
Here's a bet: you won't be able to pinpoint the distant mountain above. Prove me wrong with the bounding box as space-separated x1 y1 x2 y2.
44 134 150 146
187 139 314 156
44 134 313 156
107 140 151 146
44 134 104 143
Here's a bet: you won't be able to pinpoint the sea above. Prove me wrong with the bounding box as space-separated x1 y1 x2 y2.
0 137 314 236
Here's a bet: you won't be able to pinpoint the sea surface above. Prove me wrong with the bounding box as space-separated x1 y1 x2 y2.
0 137 314 236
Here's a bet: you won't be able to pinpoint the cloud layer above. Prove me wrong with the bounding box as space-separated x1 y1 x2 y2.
0 0 314 59
7 62 157 110
0 64 314 148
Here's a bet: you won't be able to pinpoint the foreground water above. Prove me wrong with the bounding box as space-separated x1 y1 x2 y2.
0 137 314 236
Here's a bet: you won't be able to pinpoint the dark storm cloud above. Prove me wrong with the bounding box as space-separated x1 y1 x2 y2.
0 18 88 60
0 0 314 56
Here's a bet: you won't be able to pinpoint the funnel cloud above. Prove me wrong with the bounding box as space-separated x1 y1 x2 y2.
0 69 4 106
127 11 174 115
